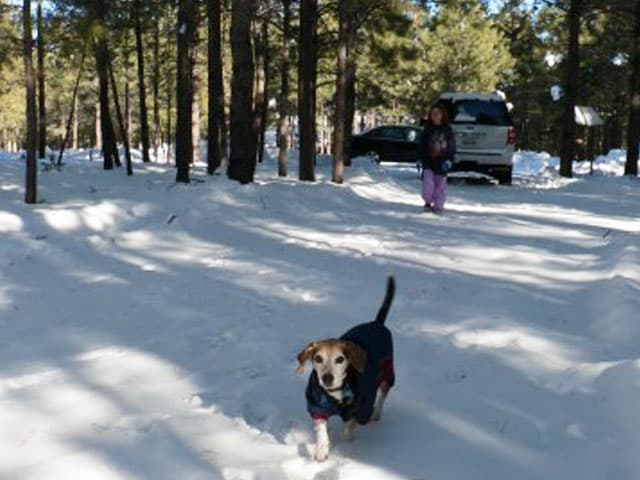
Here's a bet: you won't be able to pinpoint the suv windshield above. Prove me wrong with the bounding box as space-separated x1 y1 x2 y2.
444 100 513 127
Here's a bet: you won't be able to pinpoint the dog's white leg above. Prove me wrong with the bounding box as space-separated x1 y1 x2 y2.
371 381 391 422
314 419 330 462
342 418 357 442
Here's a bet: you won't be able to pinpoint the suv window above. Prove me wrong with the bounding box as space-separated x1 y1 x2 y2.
444 100 513 127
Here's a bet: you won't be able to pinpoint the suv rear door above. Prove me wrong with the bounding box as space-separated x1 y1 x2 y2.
443 99 513 155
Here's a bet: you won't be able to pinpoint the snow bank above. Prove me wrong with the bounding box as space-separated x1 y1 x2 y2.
514 148 637 177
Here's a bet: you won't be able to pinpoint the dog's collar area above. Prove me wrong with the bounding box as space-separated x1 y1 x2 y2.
324 385 344 393
325 383 354 405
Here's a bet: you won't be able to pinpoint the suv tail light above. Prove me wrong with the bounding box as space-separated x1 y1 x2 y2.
507 127 516 145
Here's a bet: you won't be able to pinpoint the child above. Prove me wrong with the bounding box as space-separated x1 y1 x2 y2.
418 104 457 213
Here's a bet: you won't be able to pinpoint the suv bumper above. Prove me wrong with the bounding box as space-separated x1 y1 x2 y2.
451 162 511 177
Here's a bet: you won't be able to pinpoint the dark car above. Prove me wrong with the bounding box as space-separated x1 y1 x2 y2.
350 125 422 163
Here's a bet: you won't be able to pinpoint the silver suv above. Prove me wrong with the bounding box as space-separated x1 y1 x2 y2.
439 92 516 184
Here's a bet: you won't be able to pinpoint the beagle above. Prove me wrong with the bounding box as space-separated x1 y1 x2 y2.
296 276 396 461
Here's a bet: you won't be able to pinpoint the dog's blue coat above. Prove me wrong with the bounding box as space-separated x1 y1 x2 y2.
306 319 395 425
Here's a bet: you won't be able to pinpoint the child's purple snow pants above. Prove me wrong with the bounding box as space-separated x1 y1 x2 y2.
422 168 447 212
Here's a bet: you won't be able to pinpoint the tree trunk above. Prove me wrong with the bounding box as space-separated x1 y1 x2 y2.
626 0 640 177
92 0 120 170
343 19 358 168
207 0 224 174
228 0 256 184
191 4 202 164
559 0 581 178
72 91 79 149
58 46 87 166
277 0 291 177
134 0 151 163
332 0 353 183
165 10 173 162
37 0 46 160
191 13 202 163
124 23 131 148
152 0 161 158
254 19 268 164
94 100 101 149
108 57 134 175
176 0 194 183
24 0 37 204
220 13 228 167
298 0 317 182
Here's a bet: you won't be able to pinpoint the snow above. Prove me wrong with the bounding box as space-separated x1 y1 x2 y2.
513 149 635 178
1 148 639 479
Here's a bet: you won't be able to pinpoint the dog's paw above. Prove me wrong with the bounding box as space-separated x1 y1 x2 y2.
370 411 382 422
314 444 330 462
342 429 355 442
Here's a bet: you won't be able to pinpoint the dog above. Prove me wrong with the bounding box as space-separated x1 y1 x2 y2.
296 276 396 461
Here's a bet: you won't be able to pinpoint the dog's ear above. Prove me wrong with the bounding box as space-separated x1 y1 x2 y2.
343 341 367 374
296 342 317 374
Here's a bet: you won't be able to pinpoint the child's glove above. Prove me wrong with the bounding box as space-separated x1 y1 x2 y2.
442 159 453 173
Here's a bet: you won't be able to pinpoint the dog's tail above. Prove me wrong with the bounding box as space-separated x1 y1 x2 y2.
375 276 395 325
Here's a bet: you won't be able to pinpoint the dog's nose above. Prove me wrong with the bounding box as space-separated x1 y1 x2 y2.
321 373 334 386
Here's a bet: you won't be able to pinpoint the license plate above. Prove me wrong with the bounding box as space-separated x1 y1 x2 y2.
461 134 478 146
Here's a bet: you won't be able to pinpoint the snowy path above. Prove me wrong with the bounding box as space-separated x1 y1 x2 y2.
1 152 639 479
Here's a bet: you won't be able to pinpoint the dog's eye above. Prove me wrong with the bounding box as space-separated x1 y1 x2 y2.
335 356 345 364
313 355 323 363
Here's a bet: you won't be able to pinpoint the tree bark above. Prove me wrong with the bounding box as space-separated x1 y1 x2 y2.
220 11 228 166
152 0 161 158
58 46 87 166
228 0 256 184
207 0 224 174
95 98 101 150
72 92 79 149
175 0 194 183
92 0 120 170
626 0 640 177
108 57 134 175
24 0 37 204
124 22 131 147
134 0 151 163
254 18 268 164
191 5 202 164
277 0 291 177
332 0 352 183
298 0 317 182
343 19 358 168
559 0 581 178
37 0 46 160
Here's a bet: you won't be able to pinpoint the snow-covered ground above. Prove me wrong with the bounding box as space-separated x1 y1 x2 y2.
1 149 639 479
513 148 631 177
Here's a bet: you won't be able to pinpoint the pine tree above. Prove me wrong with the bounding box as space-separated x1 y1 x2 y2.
332 0 356 184
24 0 38 204
207 0 224 175
228 0 257 184
176 0 194 183
559 0 582 178
298 0 317 182
134 0 151 163
277 0 291 177
626 0 640 176
91 0 121 170
37 0 46 160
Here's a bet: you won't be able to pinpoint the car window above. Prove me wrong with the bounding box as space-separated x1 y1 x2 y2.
368 127 403 140
406 128 421 143
446 100 513 126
